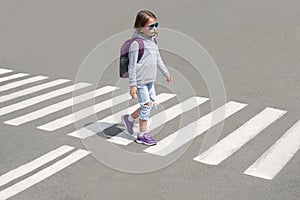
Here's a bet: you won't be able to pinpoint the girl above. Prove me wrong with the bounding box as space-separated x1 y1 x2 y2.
122 10 172 146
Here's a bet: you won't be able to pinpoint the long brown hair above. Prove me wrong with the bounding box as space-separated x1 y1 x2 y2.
134 10 157 28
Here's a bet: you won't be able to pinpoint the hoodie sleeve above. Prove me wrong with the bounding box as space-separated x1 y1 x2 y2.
157 51 170 78
128 41 139 86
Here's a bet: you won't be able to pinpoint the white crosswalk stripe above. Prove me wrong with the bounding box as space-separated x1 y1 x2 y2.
0 147 90 200
107 96 209 145
193 107 287 165
0 73 29 83
0 75 48 93
0 68 13 75
0 145 74 187
67 93 176 139
244 120 300 180
0 79 70 103
0 82 90 116
4 86 118 126
144 101 247 156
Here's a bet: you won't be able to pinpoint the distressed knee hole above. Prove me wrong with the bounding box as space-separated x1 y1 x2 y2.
144 102 151 107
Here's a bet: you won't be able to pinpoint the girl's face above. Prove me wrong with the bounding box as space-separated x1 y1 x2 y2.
141 17 158 37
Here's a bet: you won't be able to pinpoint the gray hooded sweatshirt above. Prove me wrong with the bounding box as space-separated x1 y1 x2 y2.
128 30 170 86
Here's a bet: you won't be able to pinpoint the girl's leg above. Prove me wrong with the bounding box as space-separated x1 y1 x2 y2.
138 102 151 132
139 119 147 131
136 102 156 146
130 83 156 123
135 84 157 145
131 107 141 119
138 83 157 133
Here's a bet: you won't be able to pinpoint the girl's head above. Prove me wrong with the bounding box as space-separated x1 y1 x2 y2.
134 10 159 37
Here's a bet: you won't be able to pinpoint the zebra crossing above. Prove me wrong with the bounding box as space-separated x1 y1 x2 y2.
0 67 300 197
144 101 248 156
36 92 131 131
244 120 300 180
0 82 90 116
0 73 29 84
4 86 118 126
0 68 13 75
107 96 209 145
0 145 90 200
0 75 48 93
0 79 70 103
193 108 287 165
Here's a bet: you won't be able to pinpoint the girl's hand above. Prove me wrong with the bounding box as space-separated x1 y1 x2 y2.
130 86 138 99
167 75 173 83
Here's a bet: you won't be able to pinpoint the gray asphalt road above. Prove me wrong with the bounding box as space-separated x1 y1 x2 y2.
0 1 299 200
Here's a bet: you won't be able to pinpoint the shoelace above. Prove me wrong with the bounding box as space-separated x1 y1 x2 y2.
144 134 152 139
144 134 156 142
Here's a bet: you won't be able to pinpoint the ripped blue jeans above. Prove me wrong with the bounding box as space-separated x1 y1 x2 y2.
137 82 157 120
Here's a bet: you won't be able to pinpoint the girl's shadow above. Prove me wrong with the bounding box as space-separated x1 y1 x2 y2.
84 121 136 141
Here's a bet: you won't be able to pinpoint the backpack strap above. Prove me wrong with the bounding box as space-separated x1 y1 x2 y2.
132 37 144 63
129 37 156 62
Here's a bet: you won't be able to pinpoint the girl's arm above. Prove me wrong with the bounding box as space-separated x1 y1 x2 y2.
157 51 172 82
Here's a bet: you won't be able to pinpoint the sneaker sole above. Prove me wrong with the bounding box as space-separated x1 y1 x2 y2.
135 139 157 146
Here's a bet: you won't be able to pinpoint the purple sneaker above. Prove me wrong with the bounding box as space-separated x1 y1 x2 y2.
135 133 157 146
121 114 134 135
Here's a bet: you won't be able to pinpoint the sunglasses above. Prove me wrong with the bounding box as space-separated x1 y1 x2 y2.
144 22 159 30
